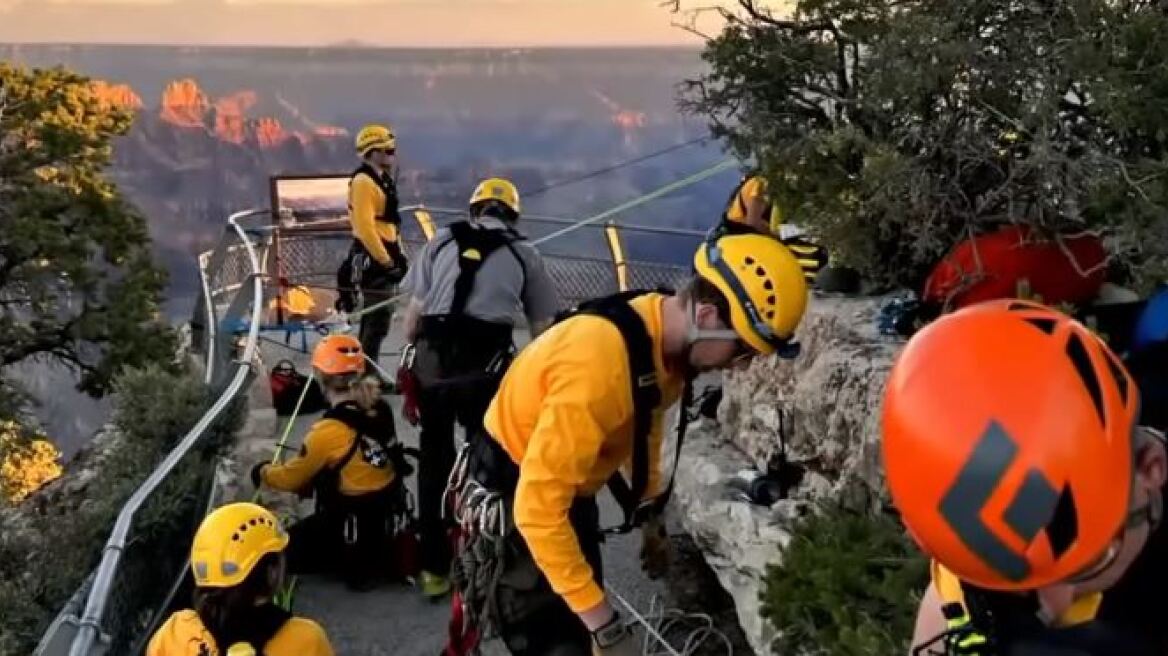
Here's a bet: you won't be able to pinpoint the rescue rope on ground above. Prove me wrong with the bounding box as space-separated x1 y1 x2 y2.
608 588 735 656
331 157 738 325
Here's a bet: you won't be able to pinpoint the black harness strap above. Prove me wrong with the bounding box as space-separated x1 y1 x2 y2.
350 164 402 226
433 220 526 317
553 290 692 534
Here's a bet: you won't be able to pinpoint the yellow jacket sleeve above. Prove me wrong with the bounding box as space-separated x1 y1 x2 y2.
512 320 631 614
268 617 335 656
262 421 347 493
349 174 392 266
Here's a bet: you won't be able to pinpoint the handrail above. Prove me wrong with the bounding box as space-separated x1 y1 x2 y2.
66 208 268 656
270 204 710 239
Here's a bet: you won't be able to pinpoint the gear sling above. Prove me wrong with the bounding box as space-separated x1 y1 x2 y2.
443 290 691 655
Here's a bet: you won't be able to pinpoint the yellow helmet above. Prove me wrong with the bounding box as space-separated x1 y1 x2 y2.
190 502 289 588
469 177 521 216
354 124 396 156
693 234 809 355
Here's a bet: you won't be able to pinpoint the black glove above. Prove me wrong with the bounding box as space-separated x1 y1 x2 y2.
250 461 270 488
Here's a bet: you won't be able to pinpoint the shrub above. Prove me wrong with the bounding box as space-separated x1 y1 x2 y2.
681 0 1168 292
760 503 929 656
0 364 244 655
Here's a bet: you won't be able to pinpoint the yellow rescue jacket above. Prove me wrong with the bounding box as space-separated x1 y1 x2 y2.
261 404 396 497
932 561 1103 628
146 609 333 656
348 167 400 267
483 293 686 613
724 174 783 235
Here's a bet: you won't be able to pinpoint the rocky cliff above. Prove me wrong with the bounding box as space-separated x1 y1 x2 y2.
671 295 903 655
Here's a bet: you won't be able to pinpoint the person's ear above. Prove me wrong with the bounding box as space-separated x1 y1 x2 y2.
694 302 719 328
1136 435 1167 490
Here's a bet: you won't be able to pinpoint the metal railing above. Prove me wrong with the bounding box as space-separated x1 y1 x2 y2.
37 197 707 655
269 205 701 313
35 210 268 656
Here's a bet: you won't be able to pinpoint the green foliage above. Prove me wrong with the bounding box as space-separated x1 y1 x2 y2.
760 503 929 656
0 63 176 397
0 364 243 655
681 0 1168 291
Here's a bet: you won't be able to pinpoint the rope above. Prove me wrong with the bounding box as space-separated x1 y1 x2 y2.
607 588 735 656
524 137 714 198
333 158 738 323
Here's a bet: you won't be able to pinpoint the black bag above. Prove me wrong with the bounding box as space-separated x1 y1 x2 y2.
269 360 329 416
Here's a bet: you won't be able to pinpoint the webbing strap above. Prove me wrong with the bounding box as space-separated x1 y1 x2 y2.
442 221 525 317
556 290 689 533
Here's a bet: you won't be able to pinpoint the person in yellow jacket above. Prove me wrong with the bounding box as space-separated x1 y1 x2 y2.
147 502 334 656
883 301 1168 656
714 170 829 284
719 170 782 236
252 334 412 592
444 233 810 655
336 124 408 376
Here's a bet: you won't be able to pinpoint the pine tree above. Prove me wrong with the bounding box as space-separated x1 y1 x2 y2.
678 0 1168 290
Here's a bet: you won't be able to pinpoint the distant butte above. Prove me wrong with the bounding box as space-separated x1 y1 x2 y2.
92 76 347 150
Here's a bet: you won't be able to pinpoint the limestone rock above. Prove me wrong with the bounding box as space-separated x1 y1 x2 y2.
718 295 902 510
673 294 906 654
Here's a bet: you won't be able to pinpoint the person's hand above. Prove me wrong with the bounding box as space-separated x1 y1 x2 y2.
589 610 639 656
639 513 672 580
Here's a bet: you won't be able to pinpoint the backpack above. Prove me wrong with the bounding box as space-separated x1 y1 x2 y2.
432 220 527 318
552 289 692 534
269 360 329 416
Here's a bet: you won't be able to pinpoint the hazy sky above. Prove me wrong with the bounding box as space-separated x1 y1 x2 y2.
0 0 789 47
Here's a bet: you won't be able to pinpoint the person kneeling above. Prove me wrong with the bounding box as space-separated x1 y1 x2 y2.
147 502 334 656
253 334 414 592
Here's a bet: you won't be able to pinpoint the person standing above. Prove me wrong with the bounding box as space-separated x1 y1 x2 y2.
399 177 561 599
337 123 408 375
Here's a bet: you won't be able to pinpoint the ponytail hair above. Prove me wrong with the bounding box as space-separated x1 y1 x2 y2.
193 553 281 648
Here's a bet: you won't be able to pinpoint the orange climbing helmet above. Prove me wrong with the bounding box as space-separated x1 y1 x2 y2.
882 300 1140 591
312 334 365 376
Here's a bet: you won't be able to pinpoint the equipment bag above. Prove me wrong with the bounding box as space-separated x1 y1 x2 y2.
269 360 329 416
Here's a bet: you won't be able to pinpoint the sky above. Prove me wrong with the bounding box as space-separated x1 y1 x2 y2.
0 0 789 47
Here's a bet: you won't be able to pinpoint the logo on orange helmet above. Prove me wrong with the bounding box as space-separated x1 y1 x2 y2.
882 300 1140 590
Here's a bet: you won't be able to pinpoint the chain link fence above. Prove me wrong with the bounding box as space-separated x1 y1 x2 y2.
269 207 699 309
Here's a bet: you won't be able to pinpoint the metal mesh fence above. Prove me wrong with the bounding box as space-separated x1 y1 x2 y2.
97 448 218 654
267 208 698 310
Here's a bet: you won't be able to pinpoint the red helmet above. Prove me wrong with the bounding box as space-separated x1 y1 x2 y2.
882 300 1139 590
312 334 365 376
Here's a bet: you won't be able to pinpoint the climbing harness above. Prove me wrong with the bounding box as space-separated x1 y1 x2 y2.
553 289 694 535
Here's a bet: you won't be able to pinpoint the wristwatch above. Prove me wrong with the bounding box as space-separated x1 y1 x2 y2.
591 611 631 649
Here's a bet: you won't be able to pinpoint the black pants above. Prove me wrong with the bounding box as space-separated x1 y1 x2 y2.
413 331 509 576
284 488 398 590
358 275 395 372
466 435 603 656
337 239 405 371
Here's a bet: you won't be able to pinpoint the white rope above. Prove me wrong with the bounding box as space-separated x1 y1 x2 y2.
608 588 735 656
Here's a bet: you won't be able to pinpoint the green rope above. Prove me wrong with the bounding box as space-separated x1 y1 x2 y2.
249 159 737 611
341 157 737 321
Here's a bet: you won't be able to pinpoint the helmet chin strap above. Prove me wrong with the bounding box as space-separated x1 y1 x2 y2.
684 297 741 346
